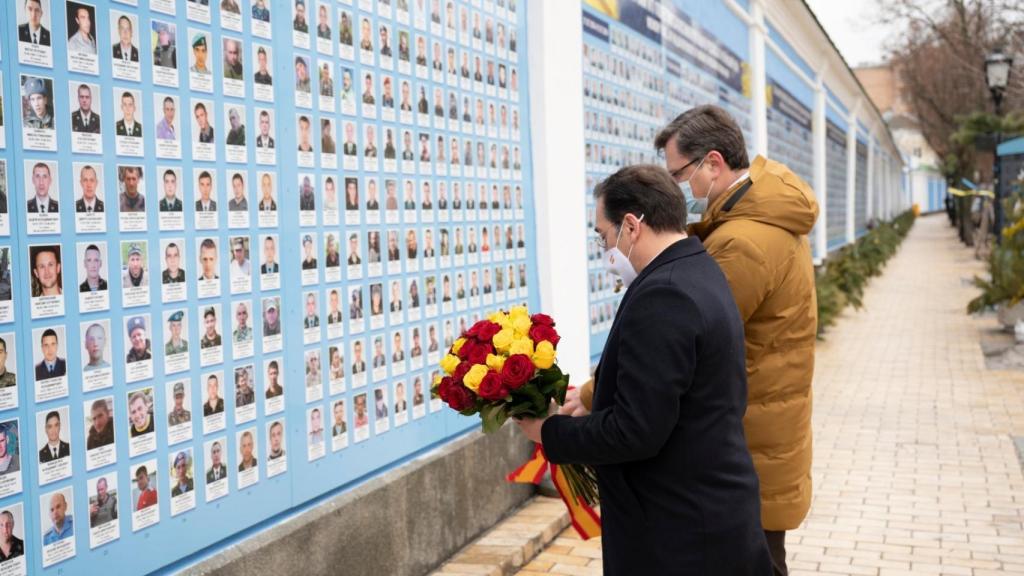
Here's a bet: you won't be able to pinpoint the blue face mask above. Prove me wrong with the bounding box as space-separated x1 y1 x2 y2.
677 156 713 221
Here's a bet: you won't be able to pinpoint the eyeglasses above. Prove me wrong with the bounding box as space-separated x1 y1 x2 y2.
668 156 701 181
591 227 614 251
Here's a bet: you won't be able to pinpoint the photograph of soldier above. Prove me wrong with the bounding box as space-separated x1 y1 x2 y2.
152 21 177 68
75 164 103 213
125 316 152 364
30 244 62 297
167 381 190 426
0 337 15 390
79 243 107 293
159 169 183 212
121 242 147 289
111 13 140 62
162 241 186 284
165 311 188 355
85 398 114 450
70 83 100 134
22 76 54 129
128 389 154 437
19 0 52 47
82 322 110 371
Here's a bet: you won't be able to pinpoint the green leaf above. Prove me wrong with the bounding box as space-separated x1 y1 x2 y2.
507 401 535 417
479 403 509 434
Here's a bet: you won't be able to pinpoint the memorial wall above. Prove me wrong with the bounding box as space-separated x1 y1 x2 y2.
0 0 910 572
0 0 537 573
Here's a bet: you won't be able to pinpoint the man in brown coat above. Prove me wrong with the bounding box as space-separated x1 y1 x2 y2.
568 105 818 575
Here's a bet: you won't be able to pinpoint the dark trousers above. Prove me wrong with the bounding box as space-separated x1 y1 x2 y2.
764 530 787 576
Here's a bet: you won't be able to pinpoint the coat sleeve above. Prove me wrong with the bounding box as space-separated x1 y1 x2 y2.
541 284 699 466
707 233 771 323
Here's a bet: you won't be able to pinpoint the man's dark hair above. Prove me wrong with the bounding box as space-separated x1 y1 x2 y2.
593 165 687 233
45 410 60 424
654 105 749 171
41 328 58 343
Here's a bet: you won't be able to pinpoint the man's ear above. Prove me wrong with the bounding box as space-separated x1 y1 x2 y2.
706 150 728 177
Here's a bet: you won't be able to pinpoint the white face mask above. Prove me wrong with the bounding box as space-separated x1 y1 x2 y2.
603 214 644 289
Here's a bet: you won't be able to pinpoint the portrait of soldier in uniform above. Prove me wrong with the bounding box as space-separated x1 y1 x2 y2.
22 77 53 130
167 381 191 426
125 316 152 364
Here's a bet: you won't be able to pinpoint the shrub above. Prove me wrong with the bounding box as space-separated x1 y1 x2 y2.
816 210 917 337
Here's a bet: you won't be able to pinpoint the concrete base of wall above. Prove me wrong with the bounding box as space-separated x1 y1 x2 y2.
181 426 535 576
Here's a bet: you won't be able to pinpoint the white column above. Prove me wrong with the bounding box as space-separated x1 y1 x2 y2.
845 105 860 243
866 135 875 222
527 1 590 379
812 80 828 261
885 157 893 218
748 0 769 157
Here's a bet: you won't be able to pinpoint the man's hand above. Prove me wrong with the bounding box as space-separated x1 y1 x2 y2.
515 416 545 444
559 387 590 417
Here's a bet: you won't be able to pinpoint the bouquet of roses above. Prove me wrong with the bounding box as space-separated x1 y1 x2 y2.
433 306 599 507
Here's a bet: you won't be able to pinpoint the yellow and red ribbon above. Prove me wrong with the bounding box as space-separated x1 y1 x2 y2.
507 444 602 540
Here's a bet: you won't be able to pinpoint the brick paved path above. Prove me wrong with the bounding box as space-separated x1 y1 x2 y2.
516 215 1024 576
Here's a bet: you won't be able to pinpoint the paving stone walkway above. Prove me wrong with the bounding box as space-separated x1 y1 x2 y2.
436 215 1024 576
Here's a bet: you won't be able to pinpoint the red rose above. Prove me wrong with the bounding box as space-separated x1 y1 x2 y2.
466 320 502 341
462 339 494 365
529 324 561 347
477 372 509 401
501 354 535 390
447 384 475 411
453 361 473 384
476 321 503 341
530 313 555 327
437 376 455 402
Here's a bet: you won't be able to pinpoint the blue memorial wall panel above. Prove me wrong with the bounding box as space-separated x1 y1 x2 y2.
581 0 753 363
825 117 848 249
0 0 539 574
855 138 868 234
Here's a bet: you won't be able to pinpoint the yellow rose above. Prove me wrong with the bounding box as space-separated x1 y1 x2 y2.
452 338 467 355
509 337 535 357
533 341 556 369
486 354 506 373
432 373 443 390
488 311 511 328
492 328 515 353
462 364 489 392
440 354 461 375
512 316 532 337
509 305 529 320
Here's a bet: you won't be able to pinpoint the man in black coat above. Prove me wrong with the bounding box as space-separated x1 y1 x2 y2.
518 165 771 575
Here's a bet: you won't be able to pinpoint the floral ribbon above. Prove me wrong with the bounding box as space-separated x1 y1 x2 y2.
506 444 602 540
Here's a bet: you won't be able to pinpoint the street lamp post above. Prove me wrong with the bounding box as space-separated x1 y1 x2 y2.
986 49 1013 241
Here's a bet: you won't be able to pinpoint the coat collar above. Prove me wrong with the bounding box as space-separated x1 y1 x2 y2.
596 236 704 380
620 236 704 306
690 155 764 240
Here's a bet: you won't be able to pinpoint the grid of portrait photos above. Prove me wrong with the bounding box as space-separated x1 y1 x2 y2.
0 0 530 572
580 3 751 355
287 0 529 475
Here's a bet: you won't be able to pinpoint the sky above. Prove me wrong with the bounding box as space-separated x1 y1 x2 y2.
804 0 894 68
